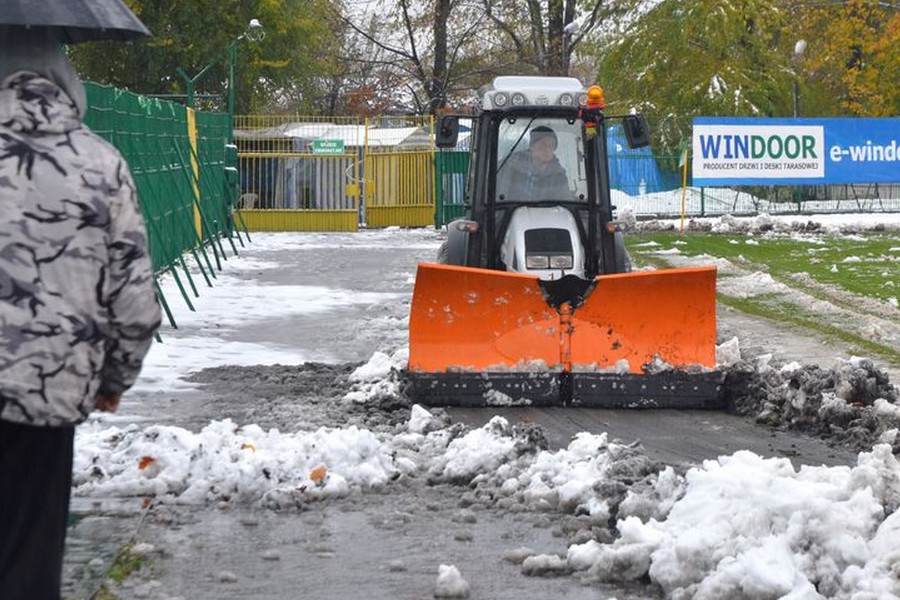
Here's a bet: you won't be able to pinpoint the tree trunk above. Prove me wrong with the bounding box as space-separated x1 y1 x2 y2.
546 0 565 75
430 0 450 113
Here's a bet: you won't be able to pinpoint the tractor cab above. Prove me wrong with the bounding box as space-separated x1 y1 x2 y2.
436 76 649 284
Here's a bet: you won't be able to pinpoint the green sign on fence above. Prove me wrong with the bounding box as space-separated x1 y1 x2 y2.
312 139 345 155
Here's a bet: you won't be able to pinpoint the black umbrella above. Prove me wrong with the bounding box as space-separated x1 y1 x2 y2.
0 0 151 43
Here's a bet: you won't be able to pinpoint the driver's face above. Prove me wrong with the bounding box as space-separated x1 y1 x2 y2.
530 136 557 164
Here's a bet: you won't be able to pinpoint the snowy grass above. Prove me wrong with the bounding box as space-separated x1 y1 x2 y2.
627 231 900 368
627 232 899 305
721 296 900 365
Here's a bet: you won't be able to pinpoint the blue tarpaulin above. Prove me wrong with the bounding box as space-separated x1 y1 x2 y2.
607 125 680 193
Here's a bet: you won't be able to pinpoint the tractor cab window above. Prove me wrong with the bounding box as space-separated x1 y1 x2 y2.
495 118 586 203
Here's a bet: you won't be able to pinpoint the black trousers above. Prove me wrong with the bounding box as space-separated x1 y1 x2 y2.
0 419 75 600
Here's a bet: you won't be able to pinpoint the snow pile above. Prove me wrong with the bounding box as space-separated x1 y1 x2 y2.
434 564 470 598
612 187 772 218
343 348 408 404
729 357 900 453
487 431 661 520
635 211 900 235
567 445 900 600
93 354 900 517
73 419 412 509
715 336 742 368
426 416 547 484
717 271 789 299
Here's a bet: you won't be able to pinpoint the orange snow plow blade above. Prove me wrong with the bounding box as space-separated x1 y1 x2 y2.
406 263 722 408
569 266 718 372
407 263 562 372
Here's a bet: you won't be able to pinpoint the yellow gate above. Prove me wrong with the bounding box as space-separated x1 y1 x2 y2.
363 116 435 227
233 114 435 231
233 116 361 231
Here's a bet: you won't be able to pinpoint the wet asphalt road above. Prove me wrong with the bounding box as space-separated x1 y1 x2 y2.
63 230 876 599
447 406 857 469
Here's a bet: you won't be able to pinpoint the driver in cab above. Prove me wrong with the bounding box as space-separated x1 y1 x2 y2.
497 126 572 201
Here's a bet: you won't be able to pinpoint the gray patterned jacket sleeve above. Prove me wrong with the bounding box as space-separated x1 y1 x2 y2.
0 72 162 426
95 156 160 397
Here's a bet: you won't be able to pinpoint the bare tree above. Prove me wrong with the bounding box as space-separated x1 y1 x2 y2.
483 0 636 76
332 0 640 113
313 19 410 115
335 0 486 114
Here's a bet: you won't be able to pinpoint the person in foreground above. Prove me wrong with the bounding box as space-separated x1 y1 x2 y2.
0 27 161 600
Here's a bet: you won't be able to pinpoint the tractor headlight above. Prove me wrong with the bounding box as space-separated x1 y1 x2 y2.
524 228 574 271
525 255 550 269
492 92 509 107
549 254 574 269
525 254 573 270
511 92 528 106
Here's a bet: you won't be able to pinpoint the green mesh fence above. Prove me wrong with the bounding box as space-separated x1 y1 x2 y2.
83 82 240 327
608 153 900 217
435 145 899 227
434 150 469 227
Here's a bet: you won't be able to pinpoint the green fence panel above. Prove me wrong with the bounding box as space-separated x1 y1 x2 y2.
83 82 240 327
434 150 469 227
84 83 197 273
195 111 238 247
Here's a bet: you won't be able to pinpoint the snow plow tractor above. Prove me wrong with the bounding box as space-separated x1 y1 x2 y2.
405 76 723 408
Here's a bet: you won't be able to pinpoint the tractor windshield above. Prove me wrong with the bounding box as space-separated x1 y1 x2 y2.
495 117 587 203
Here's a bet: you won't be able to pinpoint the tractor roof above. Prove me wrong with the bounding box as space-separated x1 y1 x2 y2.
479 76 588 111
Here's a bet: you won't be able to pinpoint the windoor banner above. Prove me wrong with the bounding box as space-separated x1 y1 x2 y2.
692 117 900 186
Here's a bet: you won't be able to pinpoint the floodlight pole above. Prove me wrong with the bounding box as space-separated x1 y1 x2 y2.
228 41 238 123
227 19 265 122
792 39 807 118
790 39 807 209
176 18 265 121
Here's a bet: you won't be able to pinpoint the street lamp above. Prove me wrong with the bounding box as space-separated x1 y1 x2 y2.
792 39 807 118
228 19 265 119
790 39 807 208
177 18 265 118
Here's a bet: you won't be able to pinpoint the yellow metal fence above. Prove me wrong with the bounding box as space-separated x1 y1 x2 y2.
233 115 434 231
